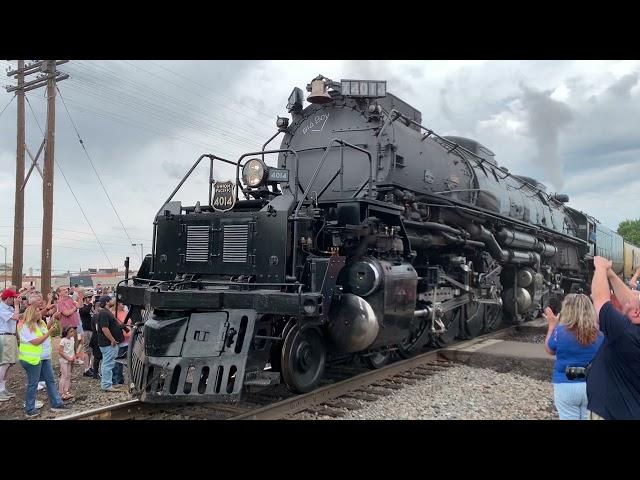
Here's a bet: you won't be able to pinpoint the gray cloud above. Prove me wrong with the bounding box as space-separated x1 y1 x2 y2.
606 72 639 99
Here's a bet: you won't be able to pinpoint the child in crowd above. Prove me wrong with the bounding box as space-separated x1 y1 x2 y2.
58 326 76 400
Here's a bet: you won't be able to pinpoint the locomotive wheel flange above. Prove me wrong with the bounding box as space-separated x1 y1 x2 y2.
281 324 326 394
269 318 297 373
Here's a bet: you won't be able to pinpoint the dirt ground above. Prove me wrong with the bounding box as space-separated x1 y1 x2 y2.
0 336 131 420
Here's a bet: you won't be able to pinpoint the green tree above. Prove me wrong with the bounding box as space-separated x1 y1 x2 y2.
617 219 640 246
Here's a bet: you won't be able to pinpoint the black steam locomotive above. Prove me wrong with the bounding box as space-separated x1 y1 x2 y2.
117 75 610 403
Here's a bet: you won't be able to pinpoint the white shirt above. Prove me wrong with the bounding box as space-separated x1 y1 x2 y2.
59 337 75 364
0 302 17 334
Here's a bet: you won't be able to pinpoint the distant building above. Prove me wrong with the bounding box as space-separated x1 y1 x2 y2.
70 275 93 287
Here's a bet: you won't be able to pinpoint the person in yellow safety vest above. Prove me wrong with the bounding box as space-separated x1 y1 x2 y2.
18 305 70 417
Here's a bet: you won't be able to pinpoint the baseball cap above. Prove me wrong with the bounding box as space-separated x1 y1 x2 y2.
1 289 19 301
98 295 111 304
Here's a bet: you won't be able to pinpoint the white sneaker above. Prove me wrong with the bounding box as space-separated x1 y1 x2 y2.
23 400 44 409
37 381 45 391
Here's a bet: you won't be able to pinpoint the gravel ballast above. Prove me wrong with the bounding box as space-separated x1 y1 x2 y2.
291 364 557 420
0 337 132 420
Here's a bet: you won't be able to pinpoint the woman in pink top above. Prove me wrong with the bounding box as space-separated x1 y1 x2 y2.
56 286 80 331
56 286 84 365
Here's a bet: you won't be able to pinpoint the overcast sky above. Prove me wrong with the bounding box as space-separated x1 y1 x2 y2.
0 60 639 273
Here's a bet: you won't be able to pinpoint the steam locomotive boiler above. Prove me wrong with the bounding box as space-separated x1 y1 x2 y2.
118 74 607 403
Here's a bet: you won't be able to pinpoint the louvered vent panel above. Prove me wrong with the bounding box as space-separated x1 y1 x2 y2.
185 225 210 262
223 224 248 263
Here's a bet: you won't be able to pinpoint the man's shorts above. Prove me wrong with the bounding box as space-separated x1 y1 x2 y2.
82 331 92 355
0 335 17 365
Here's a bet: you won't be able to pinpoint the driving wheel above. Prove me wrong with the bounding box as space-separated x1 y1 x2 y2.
281 324 326 393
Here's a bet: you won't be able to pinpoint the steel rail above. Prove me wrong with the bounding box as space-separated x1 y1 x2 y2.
56 322 534 421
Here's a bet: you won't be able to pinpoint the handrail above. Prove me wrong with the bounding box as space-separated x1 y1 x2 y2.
150 154 237 276
290 138 373 279
293 138 373 219
149 140 373 280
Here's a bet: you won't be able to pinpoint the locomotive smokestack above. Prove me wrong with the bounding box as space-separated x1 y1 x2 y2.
307 75 332 104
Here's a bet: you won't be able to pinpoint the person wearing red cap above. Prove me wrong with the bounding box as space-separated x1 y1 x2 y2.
0 289 20 401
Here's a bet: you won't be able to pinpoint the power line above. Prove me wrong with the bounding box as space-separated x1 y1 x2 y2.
57 85 142 262
62 78 267 150
24 95 114 268
0 93 16 119
139 60 275 122
54 164 114 267
66 62 271 145
0 225 150 243
29 92 229 154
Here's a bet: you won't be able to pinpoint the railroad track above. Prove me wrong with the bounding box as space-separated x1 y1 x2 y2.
57 323 530 420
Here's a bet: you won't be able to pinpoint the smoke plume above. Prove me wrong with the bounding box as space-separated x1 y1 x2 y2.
519 84 573 191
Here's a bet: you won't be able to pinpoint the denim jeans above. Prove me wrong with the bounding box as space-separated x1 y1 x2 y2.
20 358 64 413
553 381 588 420
112 346 128 385
99 344 119 390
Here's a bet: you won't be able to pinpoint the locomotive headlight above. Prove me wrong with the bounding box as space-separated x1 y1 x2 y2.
242 158 266 188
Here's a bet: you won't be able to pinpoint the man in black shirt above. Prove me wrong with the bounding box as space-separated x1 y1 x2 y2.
95 295 124 392
588 256 640 419
78 296 94 377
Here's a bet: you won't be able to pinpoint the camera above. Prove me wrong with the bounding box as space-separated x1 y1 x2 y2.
566 366 587 380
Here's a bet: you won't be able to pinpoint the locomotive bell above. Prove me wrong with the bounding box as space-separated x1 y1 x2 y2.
307 76 332 104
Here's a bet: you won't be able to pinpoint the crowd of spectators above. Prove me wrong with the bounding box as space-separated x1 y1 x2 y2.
0 283 130 417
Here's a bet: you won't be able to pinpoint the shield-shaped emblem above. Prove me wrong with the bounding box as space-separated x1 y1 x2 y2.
212 180 236 212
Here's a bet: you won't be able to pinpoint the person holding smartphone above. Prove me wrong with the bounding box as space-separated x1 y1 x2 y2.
544 294 604 420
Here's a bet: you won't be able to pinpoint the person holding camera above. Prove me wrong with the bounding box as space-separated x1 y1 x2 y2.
587 256 640 420
544 293 604 420
108 300 130 385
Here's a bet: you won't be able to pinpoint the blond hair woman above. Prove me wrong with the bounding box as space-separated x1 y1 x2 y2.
18 305 69 417
544 294 604 420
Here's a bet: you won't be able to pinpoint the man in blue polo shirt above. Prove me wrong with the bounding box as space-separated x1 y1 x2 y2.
588 256 640 419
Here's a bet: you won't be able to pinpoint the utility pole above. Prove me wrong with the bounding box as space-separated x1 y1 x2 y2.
41 60 57 295
12 60 25 287
6 60 69 295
